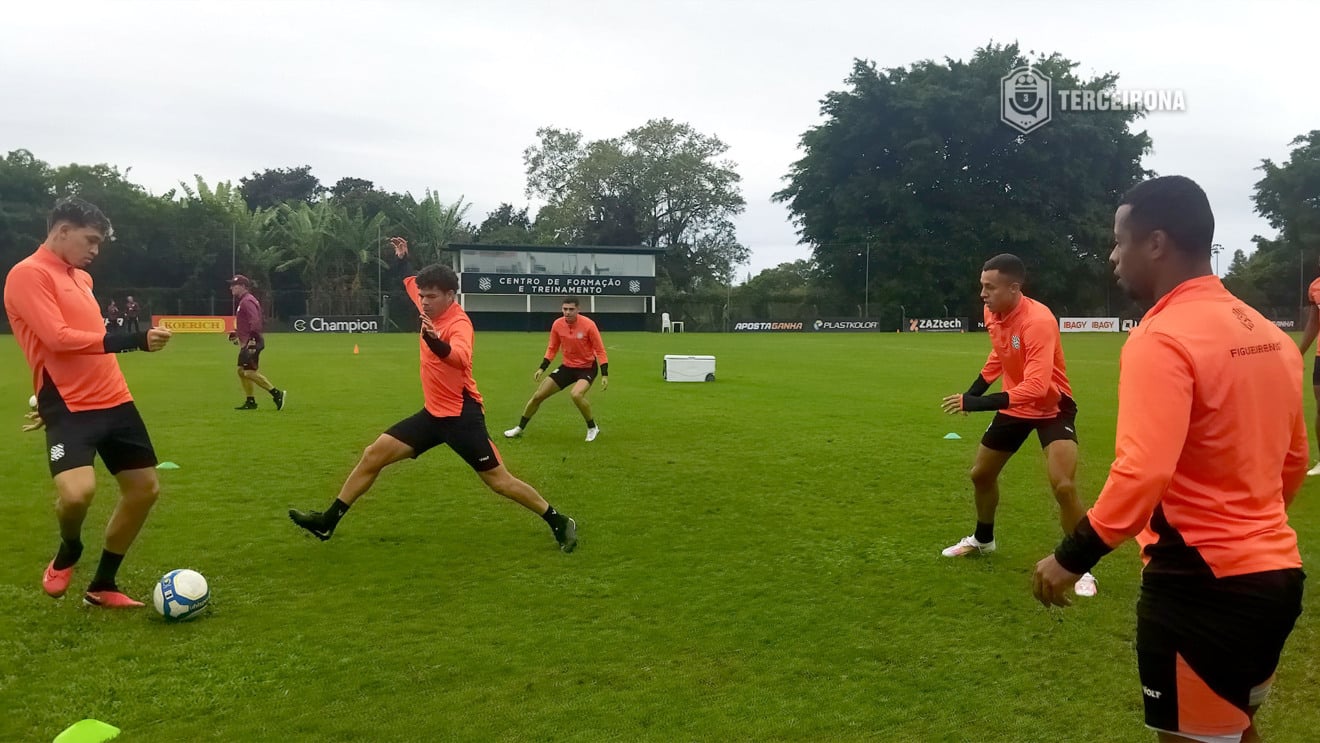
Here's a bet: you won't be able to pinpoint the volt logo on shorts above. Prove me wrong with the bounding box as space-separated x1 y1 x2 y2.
1142 686 1162 699
50 444 65 462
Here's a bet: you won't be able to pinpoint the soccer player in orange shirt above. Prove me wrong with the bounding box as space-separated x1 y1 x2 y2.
1293 253 1320 475
4 197 174 608
939 253 1097 597
1034 175 1306 743
503 297 609 442
288 237 577 552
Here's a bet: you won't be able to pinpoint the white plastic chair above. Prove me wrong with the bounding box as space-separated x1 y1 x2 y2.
661 312 672 333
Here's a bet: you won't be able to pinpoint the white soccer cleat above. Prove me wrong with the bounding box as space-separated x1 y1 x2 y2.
941 535 996 557
503 427 522 438
585 426 600 442
1307 462 1320 477
1074 572 1098 598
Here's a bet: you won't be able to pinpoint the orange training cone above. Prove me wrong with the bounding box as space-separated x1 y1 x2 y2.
353 344 360 354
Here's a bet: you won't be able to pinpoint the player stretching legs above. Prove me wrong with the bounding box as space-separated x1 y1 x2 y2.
289 238 577 552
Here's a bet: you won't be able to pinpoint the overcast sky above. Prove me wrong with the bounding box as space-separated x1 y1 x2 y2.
3 0 1315 277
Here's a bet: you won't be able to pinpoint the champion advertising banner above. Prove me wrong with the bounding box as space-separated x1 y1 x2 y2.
460 273 656 296
291 316 383 333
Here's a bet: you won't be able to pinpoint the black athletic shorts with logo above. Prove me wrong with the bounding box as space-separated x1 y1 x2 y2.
549 362 598 389
980 394 1078 454
1137 569 1305 738
384 394 502 472
43 401 158 477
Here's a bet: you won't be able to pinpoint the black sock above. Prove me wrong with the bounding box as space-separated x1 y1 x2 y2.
541 504 564 528
87 550 125 592
586 419 596 429
325 498 350 526
974 521 995 544
270 388 281 398
519 416 530 429
53 538 83 570
246 396 256 403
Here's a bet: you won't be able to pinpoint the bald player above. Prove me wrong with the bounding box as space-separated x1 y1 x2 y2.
1034 175 1307 743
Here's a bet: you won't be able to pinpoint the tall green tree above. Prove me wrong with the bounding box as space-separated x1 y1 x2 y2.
239 165 324 211
524 119 748 290
774 43 1151 317
1225 131 1320 313
395 190 472 266
0 149 54 270
475 203 534 245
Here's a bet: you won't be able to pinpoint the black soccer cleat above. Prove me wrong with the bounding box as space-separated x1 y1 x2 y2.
235 400 258 410
552 516 578 553
288 509 334 541
272 389 287 411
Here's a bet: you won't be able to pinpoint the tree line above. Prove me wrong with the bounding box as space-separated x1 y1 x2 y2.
1 42 1313 331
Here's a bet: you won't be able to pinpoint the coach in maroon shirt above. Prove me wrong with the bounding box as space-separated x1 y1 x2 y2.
228 275 287 411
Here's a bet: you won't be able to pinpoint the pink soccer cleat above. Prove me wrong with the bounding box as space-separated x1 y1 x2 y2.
43 560 74 598
83 590 145 608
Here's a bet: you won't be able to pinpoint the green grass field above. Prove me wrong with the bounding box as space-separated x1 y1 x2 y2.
2 331 1318 742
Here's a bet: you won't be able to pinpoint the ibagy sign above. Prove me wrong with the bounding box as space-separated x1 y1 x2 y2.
1059 317 1121 333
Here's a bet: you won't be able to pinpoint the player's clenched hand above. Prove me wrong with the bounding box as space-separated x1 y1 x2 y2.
21 411 44 432
941 394 967 415
533 369 544 382
389 236 409 259
600 376 609 391
1032 554 1078 608
146 327 172 351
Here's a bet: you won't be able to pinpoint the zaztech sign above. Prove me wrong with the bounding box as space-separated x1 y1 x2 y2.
907 317 969 333
290 316 382 333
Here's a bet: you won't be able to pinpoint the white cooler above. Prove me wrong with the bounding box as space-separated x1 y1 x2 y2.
663 355 716 382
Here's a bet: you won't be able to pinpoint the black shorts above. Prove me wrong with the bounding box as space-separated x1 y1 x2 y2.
1137 569 1305 739
549 362 598 390
238 342 263 371
43 402 158 477
384 395 502 472
980 395 1078 454
1311 356 1320 386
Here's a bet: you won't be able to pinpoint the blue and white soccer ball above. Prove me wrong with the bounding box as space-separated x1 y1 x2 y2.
153 569 210 621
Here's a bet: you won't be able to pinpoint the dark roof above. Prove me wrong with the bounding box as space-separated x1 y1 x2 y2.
447 243 666 255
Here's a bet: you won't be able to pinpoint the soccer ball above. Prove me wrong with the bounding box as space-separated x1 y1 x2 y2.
153 569 210 621
28 395 36 409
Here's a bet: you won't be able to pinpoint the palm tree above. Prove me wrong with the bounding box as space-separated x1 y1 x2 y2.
274 201 339 314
